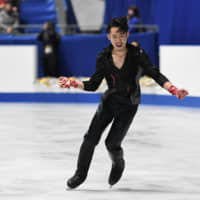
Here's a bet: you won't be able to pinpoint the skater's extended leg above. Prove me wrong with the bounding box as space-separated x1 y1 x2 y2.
105 105 138 186
67 102 114 188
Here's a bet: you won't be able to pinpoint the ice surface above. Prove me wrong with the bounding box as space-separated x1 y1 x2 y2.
0 103 200 200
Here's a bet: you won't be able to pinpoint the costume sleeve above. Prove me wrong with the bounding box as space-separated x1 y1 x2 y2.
138 49 169 87
83 53 105 91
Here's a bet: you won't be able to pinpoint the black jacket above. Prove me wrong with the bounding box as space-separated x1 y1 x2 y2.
37 30 60 55
83 44 169 104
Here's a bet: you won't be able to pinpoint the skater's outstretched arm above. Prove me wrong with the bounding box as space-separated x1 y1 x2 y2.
138 49 188 100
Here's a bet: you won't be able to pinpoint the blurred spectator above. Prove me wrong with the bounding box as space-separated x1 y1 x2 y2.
10 0 19 8
9 0 19 12
0 2 19 34
38 21 61 81
0 0 5 10
127 5 142 33
1 0 19 12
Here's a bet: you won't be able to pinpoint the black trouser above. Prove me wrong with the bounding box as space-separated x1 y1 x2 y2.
75 94 138 177
42 53 59 77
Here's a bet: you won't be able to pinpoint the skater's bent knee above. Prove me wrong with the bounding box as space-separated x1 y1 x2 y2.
105 139 118 151
83 135 100 147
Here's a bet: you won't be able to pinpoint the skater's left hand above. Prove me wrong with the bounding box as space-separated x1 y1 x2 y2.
175 88 189 100
167 84 189 100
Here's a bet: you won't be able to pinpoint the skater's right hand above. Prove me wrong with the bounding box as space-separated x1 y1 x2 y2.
58 77 79 89
58 76 70 88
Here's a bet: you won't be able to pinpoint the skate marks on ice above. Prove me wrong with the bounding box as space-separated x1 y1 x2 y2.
72 185 200 195
0 104 200 200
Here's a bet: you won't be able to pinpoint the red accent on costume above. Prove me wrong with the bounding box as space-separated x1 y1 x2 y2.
127 87 130 93
110 74 116 86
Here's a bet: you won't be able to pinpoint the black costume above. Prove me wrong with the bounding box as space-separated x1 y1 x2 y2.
68 44 169 188
38 30 60 77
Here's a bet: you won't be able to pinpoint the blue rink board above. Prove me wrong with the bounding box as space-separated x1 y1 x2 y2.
0 93 199 108
0 32 159 78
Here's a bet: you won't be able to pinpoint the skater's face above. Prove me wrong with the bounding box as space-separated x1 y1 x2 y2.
107 27 129 51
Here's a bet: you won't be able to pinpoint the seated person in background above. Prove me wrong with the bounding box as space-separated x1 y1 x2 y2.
0 0 6 12
0 0 5 10
9 0 19 12
0 0 19 12
127 5 142 33
37 21 61 86
0 2 19 34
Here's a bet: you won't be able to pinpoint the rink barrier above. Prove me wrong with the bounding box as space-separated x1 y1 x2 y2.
0 32 159 78
0 93 199 108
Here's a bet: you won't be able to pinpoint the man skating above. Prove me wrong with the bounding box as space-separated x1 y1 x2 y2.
58 17 188 189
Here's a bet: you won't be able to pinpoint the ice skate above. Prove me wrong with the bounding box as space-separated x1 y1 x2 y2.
108 150 125 186
67 172 87 189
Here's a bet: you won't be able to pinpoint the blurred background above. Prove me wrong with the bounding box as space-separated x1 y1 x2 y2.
0 0 199 105
0 0 200 105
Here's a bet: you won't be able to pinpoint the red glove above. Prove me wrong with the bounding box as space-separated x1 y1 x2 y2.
69 79 78 88
168 85 178 95
168 85 189 100
58 77 70 88
58 77 78 88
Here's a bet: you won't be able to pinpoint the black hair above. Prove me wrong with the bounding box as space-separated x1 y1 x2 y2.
128 5 140 18
47 21 55 31
106 17 129 33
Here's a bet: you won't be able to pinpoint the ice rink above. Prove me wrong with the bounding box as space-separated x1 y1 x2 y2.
0 103 200 200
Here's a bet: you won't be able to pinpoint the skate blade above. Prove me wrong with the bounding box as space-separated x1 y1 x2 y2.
65 187 74 191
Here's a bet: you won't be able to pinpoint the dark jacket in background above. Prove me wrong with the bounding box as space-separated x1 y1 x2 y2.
38 30 61 77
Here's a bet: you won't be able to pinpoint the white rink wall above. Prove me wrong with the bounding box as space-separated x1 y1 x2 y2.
0 45 37 92
0 45 199 98
160 45 200 97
